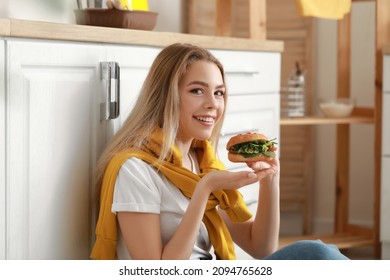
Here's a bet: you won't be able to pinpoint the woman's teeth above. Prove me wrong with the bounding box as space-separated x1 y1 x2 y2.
195 116 213 123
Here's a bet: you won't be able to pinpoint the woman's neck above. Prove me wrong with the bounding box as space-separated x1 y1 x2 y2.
176 138 195 172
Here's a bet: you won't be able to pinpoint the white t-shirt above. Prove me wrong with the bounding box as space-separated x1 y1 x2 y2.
111 157 213 260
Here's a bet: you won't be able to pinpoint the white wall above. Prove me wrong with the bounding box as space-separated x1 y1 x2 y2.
148 0 184 33
0 0 76 23
313 2 375 233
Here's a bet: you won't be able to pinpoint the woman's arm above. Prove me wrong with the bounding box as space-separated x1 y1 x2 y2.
118 170 259 259
117 181 210 260
221 158 280 259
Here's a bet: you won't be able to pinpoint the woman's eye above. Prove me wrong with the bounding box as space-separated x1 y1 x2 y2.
214 90 225 97
190 88 203 95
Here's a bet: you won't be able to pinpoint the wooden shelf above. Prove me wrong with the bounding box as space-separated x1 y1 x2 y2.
280 107 374 126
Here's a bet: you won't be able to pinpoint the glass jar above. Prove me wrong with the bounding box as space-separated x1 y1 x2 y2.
281 62 306 117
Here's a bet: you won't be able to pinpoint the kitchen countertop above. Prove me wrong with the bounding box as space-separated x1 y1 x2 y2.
0 18 283 52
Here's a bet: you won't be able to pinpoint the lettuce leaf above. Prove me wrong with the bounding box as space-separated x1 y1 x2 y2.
229 139 277 158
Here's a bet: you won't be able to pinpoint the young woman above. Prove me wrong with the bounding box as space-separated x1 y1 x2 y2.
90 43 348 260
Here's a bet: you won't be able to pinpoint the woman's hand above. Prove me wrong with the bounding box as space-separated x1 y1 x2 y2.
200 170 259 193
222 158 281 259
246 157 280 181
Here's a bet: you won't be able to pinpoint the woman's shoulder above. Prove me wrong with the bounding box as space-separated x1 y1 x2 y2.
120 157 159 177
122 156 152 167
113 157 163 213
119 156 172 187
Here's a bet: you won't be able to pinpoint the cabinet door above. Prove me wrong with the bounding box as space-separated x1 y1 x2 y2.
211 50 281 95
104 45 160 136
214 50 281 170
0 39 5 260
6 40 106 259
213 51 280 260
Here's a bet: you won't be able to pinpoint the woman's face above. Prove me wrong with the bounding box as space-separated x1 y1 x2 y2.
177 60 225 142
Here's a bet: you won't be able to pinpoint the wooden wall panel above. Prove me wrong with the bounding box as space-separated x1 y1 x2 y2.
188 0 217 35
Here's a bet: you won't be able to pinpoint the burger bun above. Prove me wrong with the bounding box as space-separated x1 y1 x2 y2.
226 132 274 163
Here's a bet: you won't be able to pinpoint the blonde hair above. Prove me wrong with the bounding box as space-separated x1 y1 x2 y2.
95 43 227 190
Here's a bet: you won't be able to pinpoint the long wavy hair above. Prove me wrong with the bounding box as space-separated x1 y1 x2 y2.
95 43 228 191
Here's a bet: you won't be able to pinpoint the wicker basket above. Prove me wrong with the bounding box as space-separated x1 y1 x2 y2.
74 8 158 30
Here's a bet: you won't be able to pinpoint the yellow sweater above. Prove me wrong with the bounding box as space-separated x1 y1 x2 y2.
90 129 252 260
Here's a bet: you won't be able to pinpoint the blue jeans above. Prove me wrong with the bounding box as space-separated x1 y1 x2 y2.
264 240 349 260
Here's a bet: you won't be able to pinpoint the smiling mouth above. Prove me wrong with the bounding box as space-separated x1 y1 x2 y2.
194 116 215 125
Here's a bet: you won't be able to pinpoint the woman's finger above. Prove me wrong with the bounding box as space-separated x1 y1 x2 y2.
247 161 272 171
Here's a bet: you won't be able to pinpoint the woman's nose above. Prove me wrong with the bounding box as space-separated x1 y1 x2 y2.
204 93 218 109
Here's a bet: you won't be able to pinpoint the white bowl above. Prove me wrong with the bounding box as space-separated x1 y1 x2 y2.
319 98 355 118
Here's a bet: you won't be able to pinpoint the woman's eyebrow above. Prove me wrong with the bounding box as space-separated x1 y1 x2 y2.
187 81 225 88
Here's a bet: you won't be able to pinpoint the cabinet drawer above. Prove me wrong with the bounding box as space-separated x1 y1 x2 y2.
240 182 260 214
383 94 390 155
222 94 280 137
381 157 390 242
211 50 281 95
384 56 390 92
218 93 280 170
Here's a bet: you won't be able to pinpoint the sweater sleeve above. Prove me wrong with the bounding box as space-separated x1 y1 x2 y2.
112 157 161 214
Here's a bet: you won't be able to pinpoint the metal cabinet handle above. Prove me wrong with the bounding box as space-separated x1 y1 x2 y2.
100 61 120 121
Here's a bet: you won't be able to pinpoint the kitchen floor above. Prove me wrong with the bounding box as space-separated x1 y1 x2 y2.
341 247 376 260
279 213 379 260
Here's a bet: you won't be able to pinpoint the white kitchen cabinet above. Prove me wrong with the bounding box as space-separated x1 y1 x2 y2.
212 50 281 259
218 93 280 171
212 50 280 171
2 39 160 259
211 50 280 95
5 39 106 259
104 45 160 136
2 36 280 260
381 54 390 260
